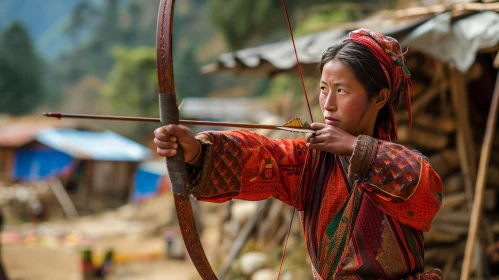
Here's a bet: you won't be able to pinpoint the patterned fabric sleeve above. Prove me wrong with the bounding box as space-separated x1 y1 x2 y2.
190 130 309 209
349 135 443 231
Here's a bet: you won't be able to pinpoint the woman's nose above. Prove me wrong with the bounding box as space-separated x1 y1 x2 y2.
324 92 337 111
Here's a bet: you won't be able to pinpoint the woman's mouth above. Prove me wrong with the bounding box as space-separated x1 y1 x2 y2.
324 117 340 126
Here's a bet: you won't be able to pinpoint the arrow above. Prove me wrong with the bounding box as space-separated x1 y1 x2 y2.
42 112 316 133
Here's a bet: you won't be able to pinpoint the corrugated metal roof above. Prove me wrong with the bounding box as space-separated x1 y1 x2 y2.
36 129 150 162
181 97 271 123
201 11 499 76
201 29 347 77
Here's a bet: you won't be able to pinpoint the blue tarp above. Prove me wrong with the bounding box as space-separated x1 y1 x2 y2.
133 169 163 202
36 129 150 162
12 129 151 181
13 148 73 181
133 161 169 203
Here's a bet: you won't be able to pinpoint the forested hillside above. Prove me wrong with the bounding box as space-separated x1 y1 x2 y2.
0 0 395 140
0 0 82 43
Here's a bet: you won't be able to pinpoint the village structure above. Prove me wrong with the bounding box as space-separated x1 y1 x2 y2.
1 1 499 280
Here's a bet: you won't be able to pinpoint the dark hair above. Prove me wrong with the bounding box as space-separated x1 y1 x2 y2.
319 40 390 137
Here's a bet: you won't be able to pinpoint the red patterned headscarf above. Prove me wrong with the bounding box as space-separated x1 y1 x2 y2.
347 28 413 141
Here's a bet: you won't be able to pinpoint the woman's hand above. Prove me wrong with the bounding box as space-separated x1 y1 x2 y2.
154 124 200 162
306 123 358 156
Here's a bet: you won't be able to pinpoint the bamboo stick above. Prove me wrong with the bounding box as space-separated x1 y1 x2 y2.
216 200 269 279
461 71 499 279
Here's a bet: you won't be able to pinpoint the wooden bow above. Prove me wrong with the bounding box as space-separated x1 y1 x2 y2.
156 1 313 279
156 0 217 278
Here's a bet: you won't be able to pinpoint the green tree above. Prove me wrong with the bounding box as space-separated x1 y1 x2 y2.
59 0 158 82
102 46 158 118
175 45 211 98
64 0 100 44
208 0 299 50
208 0 395 50
101 46 159 140
0 21 46 115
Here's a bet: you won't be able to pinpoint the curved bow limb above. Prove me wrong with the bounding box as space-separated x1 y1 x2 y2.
156 0 217 279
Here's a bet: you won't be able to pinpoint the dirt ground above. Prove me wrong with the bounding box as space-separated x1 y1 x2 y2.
4 243 198 280
1 193 222 280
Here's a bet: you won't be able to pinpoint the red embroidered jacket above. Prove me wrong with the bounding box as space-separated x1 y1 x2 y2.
190 130 443 279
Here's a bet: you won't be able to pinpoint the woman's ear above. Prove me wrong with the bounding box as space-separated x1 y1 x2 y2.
375 88 390 110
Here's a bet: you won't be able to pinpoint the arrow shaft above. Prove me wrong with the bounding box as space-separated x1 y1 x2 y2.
43 112 283 130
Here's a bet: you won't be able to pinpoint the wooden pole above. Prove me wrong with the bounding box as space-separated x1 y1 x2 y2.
0 208 8 280
49 179 79 219
217 200 269 279
461 71 499 279
494 51 499 69
449 68 477 209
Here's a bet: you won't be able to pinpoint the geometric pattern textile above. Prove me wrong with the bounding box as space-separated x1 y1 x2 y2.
191 130 443 279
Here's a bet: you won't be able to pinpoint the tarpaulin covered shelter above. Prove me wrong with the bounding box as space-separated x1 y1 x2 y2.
133 160 170 203
0 126 151 212
13 129 150 180
0 119 68 181
202 9 499 76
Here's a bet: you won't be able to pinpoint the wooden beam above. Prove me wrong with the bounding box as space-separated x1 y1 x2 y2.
217 200 269 279
461 71 499 280
397 125 449 150
391 1 499 18
396 79 447 122
454 2 499 11
310 2 380 12
393 4 448 18
49 179 78 219
449 67 477 209
494 51 499 69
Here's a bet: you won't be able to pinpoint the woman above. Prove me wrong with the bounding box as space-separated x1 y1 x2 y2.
154 28 443 279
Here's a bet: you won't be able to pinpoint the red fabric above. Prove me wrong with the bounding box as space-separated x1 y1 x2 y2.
192 130 308 207
347 28 414 141
361 158 443 231
192 130 443 279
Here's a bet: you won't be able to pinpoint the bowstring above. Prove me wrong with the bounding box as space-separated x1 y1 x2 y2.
280 0 314 124
277 1 314 279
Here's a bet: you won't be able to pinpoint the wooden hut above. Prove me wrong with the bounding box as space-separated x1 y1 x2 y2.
34 129 151 212
0 122 150 213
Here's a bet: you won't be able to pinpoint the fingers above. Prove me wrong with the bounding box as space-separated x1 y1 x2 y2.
154 124 182 140
310 122 326 130
306 124 337 150
307 133 328 145
306 142 323 151
306 138 329 152
154 124 198 159
154 138 178 157
305 132 316 143
154 125 183 157
153 137 178 149
156 148 177 157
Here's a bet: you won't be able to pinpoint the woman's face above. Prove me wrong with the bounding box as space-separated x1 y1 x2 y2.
319 58 380 137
